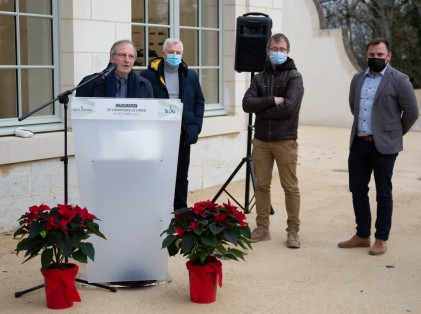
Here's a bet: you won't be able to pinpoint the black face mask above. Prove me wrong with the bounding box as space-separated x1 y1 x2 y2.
368 58 386 73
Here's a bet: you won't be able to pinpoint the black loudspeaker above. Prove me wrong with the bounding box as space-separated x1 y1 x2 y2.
234 13 272 73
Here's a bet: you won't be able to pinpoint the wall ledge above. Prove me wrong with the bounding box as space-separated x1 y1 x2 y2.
1 113 247 165
0 132 74 165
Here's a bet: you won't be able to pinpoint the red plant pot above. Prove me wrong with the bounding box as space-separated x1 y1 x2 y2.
40 263 81 309
186 258 223 303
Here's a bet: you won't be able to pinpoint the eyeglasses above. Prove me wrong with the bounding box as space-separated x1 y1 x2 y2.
268 47 288 53
113 53 135 60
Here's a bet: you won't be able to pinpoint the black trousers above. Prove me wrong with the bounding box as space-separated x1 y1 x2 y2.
173 138 191 210
348 137 398 241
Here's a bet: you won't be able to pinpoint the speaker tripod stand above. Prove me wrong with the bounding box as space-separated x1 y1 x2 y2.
212 73 274 215
212 111 256 213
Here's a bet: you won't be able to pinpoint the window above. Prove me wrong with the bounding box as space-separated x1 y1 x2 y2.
131 0 224 114
0 0 61 136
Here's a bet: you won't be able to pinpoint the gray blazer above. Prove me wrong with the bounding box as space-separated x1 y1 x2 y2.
349 65 419 154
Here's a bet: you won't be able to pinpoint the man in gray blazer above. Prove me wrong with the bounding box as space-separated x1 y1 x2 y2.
338 37 419 255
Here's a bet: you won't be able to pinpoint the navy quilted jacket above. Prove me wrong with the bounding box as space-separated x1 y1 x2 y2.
140 57 205 145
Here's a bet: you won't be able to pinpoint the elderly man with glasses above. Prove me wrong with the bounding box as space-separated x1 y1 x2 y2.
76 39 153 98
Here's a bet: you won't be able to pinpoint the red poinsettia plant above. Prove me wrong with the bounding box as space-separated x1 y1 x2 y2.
13 204 106 269
161 200 252 265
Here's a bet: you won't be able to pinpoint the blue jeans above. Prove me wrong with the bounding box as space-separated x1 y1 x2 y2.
348 138 397 241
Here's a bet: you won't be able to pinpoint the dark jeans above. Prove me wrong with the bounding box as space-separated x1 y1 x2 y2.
348 138 397 241
173 139 191 210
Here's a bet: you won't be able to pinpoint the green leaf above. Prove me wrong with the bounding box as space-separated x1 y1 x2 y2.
72 249 87 264
25 235 44 250
41 249 54 269
160 228 170 237
86 221 106 239
71 232 83 248
173 207 191 215
167 242 180 256
196 218 209 225
56 234 73 257
21 252 39 264
95 229 106 240
238 226 251 239
40 230 47 238
237 239 248 250
209 223 224 235
215 244 226 254
223 252 240 261
227 247 245 259
223 229 238 245
201 233 217 247
16 214 27 221
29 221 44 238
182 233 197 254
199 251 209 264
238 237 253 250
80 242 95 261
13 227 28 237
15 238 28 253
193 225 204 236
162 234 177 248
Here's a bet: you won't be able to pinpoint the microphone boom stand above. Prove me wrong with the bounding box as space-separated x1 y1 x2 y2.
15 69 118 298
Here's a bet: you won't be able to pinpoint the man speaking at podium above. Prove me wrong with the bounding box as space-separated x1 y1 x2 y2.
76 39 153 98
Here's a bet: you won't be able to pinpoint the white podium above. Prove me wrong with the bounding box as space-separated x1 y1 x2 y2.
71 97 182 283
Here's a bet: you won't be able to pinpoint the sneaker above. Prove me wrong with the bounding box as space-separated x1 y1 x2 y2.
249 227 271 243
287 230 300 248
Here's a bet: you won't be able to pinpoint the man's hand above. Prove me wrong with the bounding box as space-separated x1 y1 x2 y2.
274 96 284 105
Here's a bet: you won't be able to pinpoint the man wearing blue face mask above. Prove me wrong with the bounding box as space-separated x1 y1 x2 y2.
140 38 205 211
243 33 304 248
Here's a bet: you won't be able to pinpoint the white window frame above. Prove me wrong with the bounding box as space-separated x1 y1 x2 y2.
132 0 225 116
0 0 62 136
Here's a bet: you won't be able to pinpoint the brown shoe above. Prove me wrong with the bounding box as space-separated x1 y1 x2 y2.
286 230 301 248
338 234 370 248
249 227 271 243
369 239 387 255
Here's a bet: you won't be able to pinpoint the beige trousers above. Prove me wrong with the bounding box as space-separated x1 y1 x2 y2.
252 138 301 231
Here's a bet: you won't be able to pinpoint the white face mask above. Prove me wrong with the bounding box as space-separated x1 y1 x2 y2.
269 52 287 65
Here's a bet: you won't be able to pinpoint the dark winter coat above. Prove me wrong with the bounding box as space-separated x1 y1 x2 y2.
242 59 304 141
76 67 153 98
140 57 205 145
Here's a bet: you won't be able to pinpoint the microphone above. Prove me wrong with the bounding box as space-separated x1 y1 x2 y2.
100 63 118 79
